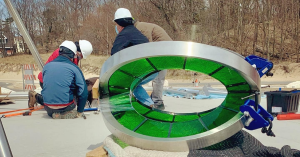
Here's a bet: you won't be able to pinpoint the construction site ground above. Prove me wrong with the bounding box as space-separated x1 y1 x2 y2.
1 91 300 157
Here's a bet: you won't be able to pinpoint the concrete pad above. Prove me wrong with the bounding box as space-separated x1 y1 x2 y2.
1 100 111 157
1 96 300 157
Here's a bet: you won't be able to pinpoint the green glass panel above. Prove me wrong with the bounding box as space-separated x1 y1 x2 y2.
170 119 206 137
201 107 236 130
119 59 155 78
185 58 223 75
222 93 249 111
109 88 129 96
132 102 151 115
145 111 174 122
148 57 185 70
109 93 131 105
227 84 250 92
115 111 145 131
199 111 212 117
174 114 199 122
130 78 142 90
135 119 170 138
212 67 246 86
109 70 134 89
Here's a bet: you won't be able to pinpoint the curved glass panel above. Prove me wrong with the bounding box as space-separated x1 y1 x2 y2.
107 56 251 138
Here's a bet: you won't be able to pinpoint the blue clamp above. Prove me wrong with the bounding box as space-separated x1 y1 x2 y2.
245 55 273 78
240 99 274 130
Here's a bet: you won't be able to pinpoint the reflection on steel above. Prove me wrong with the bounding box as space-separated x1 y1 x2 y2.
0 118 13 157
3 0 44 71
99 41 260 152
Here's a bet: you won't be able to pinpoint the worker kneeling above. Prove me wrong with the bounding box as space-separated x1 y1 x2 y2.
39 41 88 119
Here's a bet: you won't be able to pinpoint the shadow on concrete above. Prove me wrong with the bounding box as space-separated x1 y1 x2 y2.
87 142 104 150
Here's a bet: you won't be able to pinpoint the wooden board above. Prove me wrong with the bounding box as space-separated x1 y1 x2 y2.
86 146 108 157
92 79 100 99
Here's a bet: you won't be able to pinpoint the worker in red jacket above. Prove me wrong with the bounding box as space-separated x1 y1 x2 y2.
37 40 93 88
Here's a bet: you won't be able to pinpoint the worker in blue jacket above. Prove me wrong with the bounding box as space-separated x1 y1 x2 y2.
29 41 88 119
111 8 158 107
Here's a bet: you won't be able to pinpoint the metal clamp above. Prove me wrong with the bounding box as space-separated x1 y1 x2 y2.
240 99 274 131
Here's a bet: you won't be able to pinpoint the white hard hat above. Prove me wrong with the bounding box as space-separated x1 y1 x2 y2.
60 40 77 54
79 40 93 59
114 8 132 21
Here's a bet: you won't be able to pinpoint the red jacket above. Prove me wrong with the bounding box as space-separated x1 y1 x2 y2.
38 49 78 83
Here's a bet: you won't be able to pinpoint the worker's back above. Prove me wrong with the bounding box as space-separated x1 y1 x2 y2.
134 21 172 42
42 56 87 107
111 25 149 55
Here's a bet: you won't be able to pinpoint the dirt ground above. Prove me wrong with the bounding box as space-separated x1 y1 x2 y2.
0 54 300 85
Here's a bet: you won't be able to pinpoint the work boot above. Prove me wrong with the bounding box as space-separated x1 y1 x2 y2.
153 104 165 110
52 110 78 119
28 90 37 109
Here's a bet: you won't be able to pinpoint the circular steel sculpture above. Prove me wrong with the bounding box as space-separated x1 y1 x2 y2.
99 41 260 152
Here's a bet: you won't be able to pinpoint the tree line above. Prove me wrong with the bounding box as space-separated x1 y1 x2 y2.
1 0 300 62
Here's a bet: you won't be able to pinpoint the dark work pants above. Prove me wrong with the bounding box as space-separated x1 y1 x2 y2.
36 93 44 106
35 93 75 117
39 82 43 89
44 104 76 117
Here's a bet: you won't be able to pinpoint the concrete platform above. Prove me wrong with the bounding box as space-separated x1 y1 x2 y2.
1 96 300 157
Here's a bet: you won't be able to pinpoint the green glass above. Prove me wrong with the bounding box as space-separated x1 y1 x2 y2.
185 58 223 75
114 110 146 131
108 56 252 138
109 70 134 89
145 111 174 122
174 114 200 122
135 119 170 138
212 67 246 86
227 84 251 92
109 93 131 105
148 57 186 70
132 102 151 115
170 119 206 137
201 107 237 130
119 59 155 78
221 93 250 111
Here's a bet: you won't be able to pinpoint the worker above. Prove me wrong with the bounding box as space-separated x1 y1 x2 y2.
37 40 93 88
111 8 158 108
133 12 172 110
28 41 90 119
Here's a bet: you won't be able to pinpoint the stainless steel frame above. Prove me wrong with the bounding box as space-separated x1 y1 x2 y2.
0 118 13 157
99 41 261 152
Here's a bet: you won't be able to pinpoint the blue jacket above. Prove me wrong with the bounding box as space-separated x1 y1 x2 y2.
41 56 88 113
111 25 149 55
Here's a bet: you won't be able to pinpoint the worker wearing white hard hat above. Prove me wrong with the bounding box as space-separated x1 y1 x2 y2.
111 8 159 108
29 40 89 119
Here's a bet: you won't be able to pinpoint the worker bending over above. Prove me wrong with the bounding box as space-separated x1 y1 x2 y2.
112 8 158 108
29 41 90 119
133 10 172 110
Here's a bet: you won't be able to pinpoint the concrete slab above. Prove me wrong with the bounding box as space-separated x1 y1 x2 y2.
1 100 111 157
1 96 299 157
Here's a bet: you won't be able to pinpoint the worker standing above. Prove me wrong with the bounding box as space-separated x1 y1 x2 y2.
28 41 91 119
134 18 172 111
119 8 172 110
111 8 158 108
